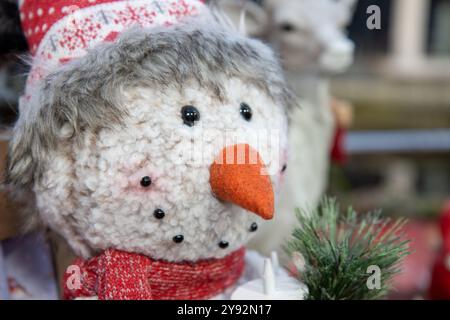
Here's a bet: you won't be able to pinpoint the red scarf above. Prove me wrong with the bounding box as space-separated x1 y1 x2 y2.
64 248 245 300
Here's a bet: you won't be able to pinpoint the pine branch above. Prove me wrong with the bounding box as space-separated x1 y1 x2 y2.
285 198 410 300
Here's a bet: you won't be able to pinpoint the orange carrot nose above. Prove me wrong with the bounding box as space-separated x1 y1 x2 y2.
209 144 274 220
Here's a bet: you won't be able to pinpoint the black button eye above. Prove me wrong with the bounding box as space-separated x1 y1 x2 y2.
181 105 200 127
240 103 252 121
218 241 229 249
250 222 258 232
140 176 152 187
173 235 184 243
153 209 165 219
280 22 295 32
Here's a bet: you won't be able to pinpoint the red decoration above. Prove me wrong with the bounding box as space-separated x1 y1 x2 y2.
330 127 348 165
429 201 450 300
64 248 245 300
18 0 206 92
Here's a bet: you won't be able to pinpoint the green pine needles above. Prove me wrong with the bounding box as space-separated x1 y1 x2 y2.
285 198 410 300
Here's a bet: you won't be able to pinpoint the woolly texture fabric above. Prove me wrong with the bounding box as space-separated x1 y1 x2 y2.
64 248 245 300
7 21 292 189
19 0 205 86
35 78 288 262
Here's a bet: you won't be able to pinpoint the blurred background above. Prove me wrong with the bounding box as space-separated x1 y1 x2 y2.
330 0 450 218
329 0 450 299
0 0 449 300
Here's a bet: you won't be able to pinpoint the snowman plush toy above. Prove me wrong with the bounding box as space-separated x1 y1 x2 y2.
6 0 296 300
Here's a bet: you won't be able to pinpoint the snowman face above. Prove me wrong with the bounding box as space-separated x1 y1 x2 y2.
36 77 288 261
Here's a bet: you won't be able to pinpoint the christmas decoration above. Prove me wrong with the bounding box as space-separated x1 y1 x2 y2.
6 0 294 300
231 252 307 300
330 98 354 165
64 248 245 300
285 198 410 300
429 201 450 300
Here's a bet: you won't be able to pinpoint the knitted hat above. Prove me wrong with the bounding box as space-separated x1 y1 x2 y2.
18 0 206 107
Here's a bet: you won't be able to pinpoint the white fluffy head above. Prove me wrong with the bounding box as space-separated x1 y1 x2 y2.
36 77 288 261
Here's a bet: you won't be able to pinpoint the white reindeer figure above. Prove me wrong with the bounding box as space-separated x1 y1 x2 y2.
218 0 358 257
265 0 356 73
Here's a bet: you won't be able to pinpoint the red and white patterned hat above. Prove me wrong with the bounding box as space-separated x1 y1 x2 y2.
19 0 206 106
